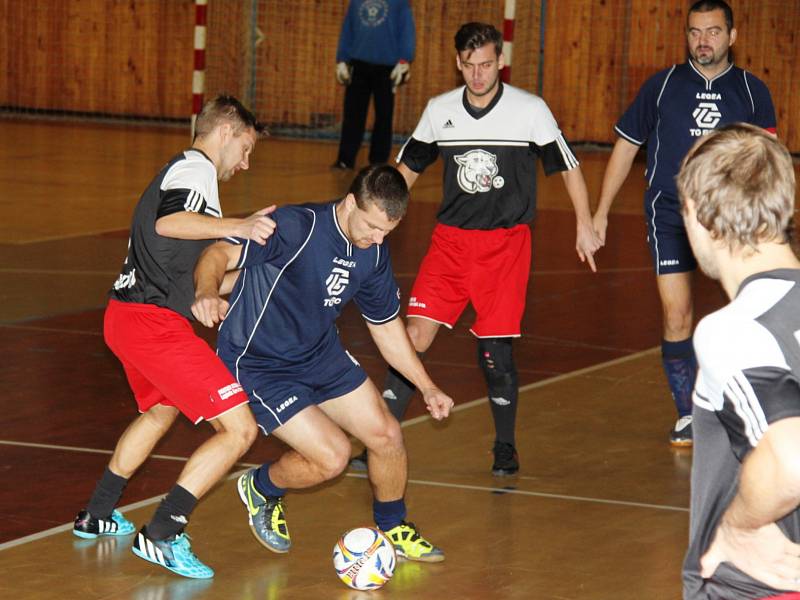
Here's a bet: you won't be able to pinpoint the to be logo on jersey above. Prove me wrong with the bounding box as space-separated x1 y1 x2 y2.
453 149 505 194
690 96 722 137
324 266 350 307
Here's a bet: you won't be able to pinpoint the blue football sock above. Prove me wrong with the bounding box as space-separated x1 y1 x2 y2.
373 498 406 531
254 463 287 498
661 338 697 417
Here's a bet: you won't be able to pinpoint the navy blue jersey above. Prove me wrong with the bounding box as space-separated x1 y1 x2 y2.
617 62 776 198
217 201 401 378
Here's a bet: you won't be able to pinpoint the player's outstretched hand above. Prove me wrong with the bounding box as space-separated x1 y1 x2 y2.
191 293 230 328
700 521 800 591
239 205 277 245
575 220 602 272
420 386 454 421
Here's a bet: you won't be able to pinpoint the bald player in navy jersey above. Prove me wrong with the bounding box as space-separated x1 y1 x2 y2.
193 165 451 563
593 0 776 447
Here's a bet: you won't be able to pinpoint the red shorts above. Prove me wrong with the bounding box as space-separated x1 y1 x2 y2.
103 299 249 424
407 223 531 338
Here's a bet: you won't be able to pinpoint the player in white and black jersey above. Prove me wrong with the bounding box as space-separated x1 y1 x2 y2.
73 96 276 579
677 124 800 599
350 22 601 476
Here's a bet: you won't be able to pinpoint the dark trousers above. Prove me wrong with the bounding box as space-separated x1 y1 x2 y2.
336 60 395 167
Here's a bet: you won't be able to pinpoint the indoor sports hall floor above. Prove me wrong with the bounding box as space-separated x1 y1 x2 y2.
0 119 764 599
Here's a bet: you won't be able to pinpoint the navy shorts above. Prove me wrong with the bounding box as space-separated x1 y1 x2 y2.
231 342 368 435
644 188 697 275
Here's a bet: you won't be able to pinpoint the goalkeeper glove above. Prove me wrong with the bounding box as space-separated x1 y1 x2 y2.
336 62 352 85
390 61 410 93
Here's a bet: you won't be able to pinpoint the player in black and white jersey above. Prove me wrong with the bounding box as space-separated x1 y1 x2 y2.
593 0 777 447
677 123 800 599
351 22 601 476
73 96 275 579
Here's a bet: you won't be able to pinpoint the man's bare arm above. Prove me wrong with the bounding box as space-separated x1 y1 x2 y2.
155 205 276 245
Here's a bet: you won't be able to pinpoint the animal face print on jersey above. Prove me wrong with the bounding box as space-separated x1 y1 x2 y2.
453 149 503 193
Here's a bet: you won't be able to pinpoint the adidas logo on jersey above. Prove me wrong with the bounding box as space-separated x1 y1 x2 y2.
443 119 454 129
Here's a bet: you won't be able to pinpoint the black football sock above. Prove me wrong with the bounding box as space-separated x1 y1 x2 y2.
146 485 198 541
86 467 128 519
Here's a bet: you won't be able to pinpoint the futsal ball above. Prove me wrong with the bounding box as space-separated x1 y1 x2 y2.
333 527 396 590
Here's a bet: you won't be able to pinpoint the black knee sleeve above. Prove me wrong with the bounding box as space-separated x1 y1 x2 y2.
477 338 518 391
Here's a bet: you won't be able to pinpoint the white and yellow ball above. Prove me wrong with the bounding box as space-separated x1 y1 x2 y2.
332 527 397 590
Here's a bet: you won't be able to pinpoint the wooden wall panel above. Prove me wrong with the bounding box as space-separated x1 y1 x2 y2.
735 1 800 152
543 0 683 144
507 0 542 95
0 0 193 119
392 0 504 135
1 1 798 150
206 0 253 102
250 1 345 131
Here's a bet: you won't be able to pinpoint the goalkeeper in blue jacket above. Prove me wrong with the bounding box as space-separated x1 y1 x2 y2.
333 0 415 170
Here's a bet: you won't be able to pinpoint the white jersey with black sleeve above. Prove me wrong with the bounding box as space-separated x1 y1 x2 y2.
397 82 578 230
110 149 221 318
683 269 800 600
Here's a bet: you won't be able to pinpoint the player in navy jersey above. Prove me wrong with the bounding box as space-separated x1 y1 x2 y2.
72 96 275 579
192 165 453 562
592 0 777 447
677 124 800 599
350 22 601 476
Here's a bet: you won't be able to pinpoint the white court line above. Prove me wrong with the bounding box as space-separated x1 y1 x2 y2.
399 345 660 428
0 324 103 336
345 472 687 513
0 441 190 462
0 345 665 552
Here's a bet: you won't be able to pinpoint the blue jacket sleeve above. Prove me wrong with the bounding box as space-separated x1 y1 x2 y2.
397 1 415 62
336 2 355 62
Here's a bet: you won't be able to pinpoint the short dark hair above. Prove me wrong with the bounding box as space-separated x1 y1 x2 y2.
348 165 409 221
194 95 267 140
688 0 734 31
454 22 503 57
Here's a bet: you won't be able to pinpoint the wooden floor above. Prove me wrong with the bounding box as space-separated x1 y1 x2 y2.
0 119 747 599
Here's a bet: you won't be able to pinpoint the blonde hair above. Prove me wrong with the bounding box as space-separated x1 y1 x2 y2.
677 123 795 249
193 95 266 141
